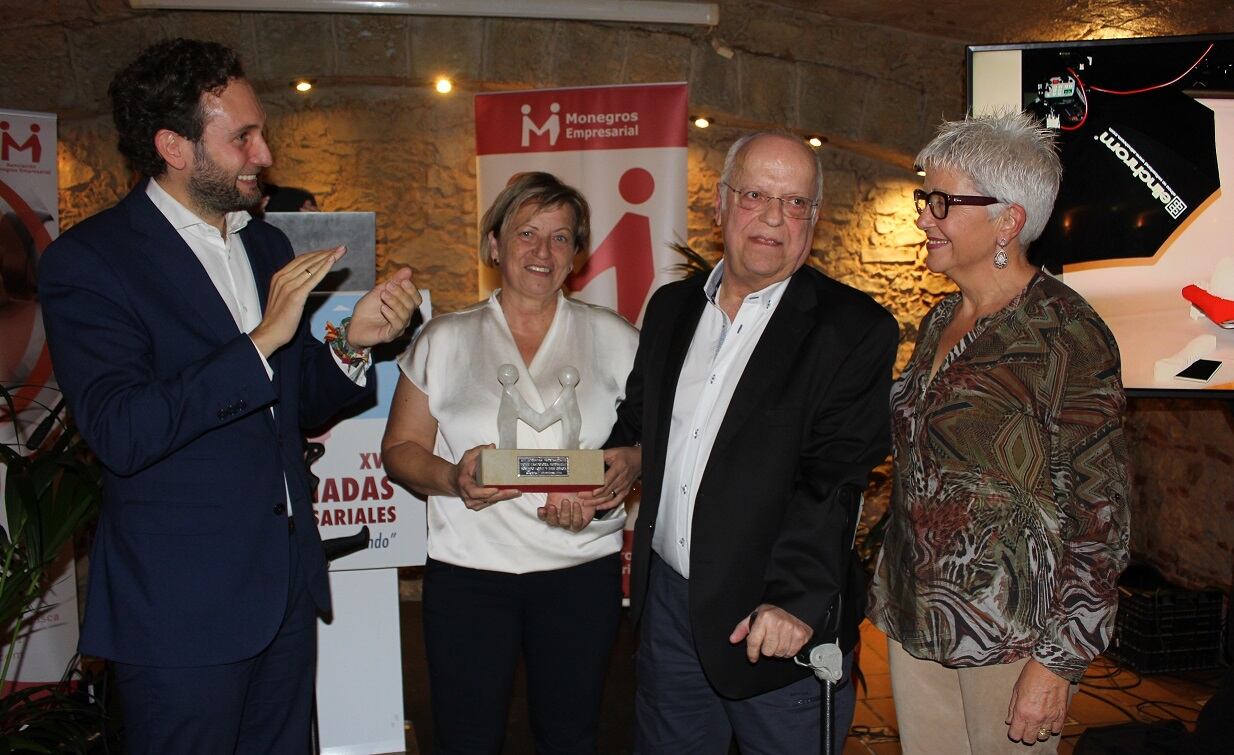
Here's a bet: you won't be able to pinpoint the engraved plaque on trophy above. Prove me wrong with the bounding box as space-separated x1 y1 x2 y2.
477 364 605 491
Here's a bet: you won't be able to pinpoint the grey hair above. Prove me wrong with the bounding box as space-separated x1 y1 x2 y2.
718 131 824 215
916 110 1061 246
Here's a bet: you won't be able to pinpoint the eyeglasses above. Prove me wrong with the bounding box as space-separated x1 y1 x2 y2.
913 189 1001 220
723 183 818 220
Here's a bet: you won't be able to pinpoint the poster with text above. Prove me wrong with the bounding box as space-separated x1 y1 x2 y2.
475 83 688 326
1 109 58 457
475 84 686 597
307 291 429 570
0 108 78 693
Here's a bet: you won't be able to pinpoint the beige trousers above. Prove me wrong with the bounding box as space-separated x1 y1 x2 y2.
887 639 1069 755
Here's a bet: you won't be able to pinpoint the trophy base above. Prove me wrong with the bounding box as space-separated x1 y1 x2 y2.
477 448 605 491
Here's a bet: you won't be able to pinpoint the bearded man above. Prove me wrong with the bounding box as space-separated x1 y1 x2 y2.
39 38 420 752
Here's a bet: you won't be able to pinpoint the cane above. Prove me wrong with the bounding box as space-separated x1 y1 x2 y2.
793 483 864 755
796 638 845 755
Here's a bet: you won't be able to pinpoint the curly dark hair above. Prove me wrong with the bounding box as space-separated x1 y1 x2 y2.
108 38 244 178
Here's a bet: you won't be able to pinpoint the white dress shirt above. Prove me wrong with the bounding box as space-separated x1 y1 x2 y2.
398 291 638 573
146 179 365 382
653 261 791 578
147 179 265 343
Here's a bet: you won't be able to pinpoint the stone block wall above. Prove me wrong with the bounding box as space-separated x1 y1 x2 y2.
3 0 1232 590
8 1 957 351
1124 399 1234 588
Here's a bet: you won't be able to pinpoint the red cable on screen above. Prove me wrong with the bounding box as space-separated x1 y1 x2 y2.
1087 43 1214 95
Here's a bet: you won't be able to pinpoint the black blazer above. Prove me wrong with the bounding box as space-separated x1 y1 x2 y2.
39 183 372 667
609 265 898 698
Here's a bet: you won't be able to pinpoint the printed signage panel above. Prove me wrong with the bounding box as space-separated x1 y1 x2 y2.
475 83 688 326
307 291 430 570
0 108 78 694
475 84 686 597
1 109 58 455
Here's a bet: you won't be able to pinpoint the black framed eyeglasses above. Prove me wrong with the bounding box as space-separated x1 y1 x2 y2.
723 183 818 220
913 189 1001 220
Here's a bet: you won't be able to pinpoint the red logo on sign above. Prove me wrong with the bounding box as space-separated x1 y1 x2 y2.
0 121 42 163
568 168 656 323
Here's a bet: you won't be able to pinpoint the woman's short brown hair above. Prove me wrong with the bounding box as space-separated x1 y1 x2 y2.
478 172 591 267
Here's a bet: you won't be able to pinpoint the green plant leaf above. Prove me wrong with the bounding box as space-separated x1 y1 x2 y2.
668 241 714 279
0 413 103 737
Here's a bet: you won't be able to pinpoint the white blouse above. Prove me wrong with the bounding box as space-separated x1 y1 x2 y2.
398 290 638 573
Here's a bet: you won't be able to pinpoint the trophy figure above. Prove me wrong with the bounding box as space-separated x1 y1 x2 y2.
478 363 604 490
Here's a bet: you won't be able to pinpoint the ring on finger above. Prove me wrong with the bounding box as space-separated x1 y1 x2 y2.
1036 726 1051 740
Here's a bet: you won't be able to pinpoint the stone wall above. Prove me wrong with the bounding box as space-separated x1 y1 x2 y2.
5 1 958 326
3 0 1232 590
1124 399 1234 589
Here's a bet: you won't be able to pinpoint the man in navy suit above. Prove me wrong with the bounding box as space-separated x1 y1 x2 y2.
38 38 419 752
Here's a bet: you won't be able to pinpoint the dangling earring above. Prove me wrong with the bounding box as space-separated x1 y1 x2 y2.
993 239 1009 269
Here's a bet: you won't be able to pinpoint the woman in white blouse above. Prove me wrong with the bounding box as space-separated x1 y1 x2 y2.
382 172 640 754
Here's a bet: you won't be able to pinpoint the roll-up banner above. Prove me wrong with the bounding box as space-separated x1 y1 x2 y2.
0 108 79 694
475 83 688 598
274 212 429 754
475 83 689 326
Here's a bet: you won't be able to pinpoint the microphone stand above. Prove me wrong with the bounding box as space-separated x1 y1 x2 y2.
304 441 372 562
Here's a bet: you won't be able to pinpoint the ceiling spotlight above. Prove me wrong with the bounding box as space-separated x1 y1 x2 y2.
293 79 313 93
435 77 454 94
693 116 711 129
807 136 823 148
914 164 926 177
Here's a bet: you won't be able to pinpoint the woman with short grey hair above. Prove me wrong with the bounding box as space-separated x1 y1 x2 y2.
868 111 1131 753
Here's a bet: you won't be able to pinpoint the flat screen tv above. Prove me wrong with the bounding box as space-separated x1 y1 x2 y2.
969 34 1234 395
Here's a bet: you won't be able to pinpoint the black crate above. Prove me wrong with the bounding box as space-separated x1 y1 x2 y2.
1107 583 1226 674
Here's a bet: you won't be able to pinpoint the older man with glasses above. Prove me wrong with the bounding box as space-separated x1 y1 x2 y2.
593 131 899 753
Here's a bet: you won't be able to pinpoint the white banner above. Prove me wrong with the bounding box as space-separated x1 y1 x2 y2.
306 281 430 753
475 83 689 325
474 84 688 597
307 290 430 570
0 108 79 694
317 569 405 754
1 108 59 453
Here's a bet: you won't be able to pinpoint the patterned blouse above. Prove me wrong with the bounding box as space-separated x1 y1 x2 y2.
868 272 1130 683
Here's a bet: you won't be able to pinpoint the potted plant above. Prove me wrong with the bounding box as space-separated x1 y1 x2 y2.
0 386 109 752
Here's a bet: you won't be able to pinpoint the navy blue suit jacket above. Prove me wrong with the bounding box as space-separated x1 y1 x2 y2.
38 182 372 667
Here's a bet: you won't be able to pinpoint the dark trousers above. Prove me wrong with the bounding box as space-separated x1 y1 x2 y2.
634 554 856 755
422 554 623 755
113 520 317 754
